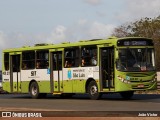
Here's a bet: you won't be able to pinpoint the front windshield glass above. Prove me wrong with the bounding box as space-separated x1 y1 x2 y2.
116 48 155 72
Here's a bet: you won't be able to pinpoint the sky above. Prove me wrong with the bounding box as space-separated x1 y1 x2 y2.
0 0 160 68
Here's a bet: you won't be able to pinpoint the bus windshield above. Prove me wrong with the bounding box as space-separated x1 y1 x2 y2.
116 48 155 72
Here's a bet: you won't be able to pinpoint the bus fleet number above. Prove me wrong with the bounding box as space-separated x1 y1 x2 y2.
31 71 36 76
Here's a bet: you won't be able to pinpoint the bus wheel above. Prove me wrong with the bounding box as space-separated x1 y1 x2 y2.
120 91 134 100
30 82 40 99
88 81 101 100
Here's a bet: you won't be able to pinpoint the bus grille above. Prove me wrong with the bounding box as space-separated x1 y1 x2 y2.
132 85 150 89
130 79 151 83
127 73 151 77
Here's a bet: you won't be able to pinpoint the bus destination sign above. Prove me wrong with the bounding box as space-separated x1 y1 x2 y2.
124 41 146 46
117 39 153 46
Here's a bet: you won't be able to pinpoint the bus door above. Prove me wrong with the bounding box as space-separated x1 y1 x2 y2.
100 47 114 91
50 50 63 93
10 53 21 92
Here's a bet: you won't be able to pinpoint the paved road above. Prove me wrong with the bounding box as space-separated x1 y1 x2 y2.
0 93 159 112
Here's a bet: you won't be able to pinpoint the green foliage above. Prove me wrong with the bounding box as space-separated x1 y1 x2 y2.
112 16 160 70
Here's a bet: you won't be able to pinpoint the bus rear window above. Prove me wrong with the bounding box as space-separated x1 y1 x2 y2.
4 53 9 71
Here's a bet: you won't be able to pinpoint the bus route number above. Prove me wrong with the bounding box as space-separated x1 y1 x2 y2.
31 71 36 76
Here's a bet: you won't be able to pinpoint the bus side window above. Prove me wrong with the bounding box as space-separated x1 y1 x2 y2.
81 46 97 66
64 47 79 68
36 50 49 69
22 51 35 70
22 63 28 69
4 53 9 71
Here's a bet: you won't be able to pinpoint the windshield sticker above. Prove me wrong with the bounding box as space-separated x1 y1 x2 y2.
126 76 130 80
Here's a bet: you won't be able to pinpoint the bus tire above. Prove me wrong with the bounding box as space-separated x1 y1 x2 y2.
88 81 101 100
120 91 134 100
29 82 40 99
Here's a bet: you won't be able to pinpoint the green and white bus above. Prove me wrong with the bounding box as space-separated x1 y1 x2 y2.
2 37 157 99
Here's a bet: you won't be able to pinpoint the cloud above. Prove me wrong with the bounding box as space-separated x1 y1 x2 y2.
66 20 116 40
0 31 7 49
0 21 116 49
35 21 115 44
115 0 160 23
88 21 116 38
78 19 88 25
125 0 160 18
83 0 102 6
47 25 67 44
0 21 116 68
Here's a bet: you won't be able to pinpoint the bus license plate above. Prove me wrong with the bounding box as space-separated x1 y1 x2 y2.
137 84 144 88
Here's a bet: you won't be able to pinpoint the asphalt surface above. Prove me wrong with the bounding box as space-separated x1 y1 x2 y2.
0 93 159 112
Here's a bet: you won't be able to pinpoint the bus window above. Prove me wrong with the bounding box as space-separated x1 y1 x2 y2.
81 46 97 66
52 52 62 70
36 50 49 69
64 47 79 68
22 51 35 70
117 48 155 71
4 53 9 70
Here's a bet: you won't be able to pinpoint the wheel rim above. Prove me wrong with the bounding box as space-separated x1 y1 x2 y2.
32 86 37 96
90 85 98 96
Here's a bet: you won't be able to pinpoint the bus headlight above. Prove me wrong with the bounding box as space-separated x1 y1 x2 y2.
151 75 157 83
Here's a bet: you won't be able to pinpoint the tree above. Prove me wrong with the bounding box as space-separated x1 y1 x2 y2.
112 24 131 38
112 16 160 70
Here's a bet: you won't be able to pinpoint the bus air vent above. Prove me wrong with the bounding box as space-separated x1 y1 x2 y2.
108 36 117 39
61 42 70 44
35 43 52 46
88 39 102 41
79 40 86 42
22 46 30 48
